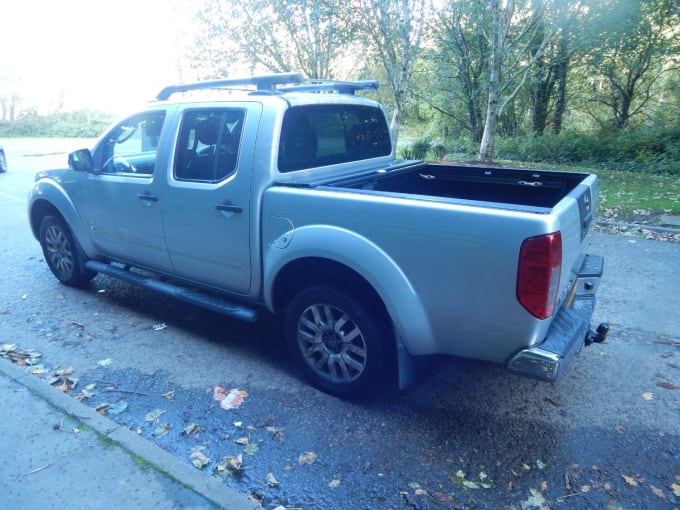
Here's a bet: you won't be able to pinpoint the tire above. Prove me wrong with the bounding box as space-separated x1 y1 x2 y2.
39 215 96 287
285 286 387 397
0 151 7 173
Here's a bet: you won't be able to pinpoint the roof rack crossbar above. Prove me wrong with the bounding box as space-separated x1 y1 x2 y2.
155 72 305 101
278 80 379 95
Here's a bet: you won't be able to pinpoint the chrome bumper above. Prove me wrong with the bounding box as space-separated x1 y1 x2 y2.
506 254 605 382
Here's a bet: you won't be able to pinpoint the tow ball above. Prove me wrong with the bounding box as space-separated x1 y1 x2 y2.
585 323 609 346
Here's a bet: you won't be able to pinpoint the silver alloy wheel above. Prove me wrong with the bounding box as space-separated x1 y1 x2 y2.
297 302 368 383
44 224 75 278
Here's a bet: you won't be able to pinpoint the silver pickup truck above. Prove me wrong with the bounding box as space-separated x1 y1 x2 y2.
28 73 607 396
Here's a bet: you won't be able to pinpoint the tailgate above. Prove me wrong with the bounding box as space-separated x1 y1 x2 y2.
554 173 599 309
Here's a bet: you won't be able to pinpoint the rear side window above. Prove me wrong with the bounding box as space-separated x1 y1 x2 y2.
174 109 245 182
278 104 391 173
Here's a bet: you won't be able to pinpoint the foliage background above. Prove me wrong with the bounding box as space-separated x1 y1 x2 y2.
1 0 678 174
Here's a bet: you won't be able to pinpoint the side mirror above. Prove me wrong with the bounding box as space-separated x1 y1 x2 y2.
68 149 94 172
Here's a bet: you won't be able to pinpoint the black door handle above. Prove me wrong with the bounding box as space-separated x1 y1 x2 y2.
215 204 242 213
137 193 159 202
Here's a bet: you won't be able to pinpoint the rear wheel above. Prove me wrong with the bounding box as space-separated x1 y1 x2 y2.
285 286 387 397
39 215 96 287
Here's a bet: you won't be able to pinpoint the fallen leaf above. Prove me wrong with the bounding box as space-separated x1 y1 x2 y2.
243 443 259 455
163 390 175 399
77 383 96 401
145 409 165 422
329 479 341 488
650 485 665 499
267 472 280 487
670 483 680 497
108 400 128 415
298 451 317 465
266 426 285 440
183 423 198 436
622 474 638 486
642 392 654 401
95 403 110 415
657 381 680 390
153 425 169 436
234 436 250 446
190 451 210 469
224 453 243 472
521 488 547 510
153 322 167 331
55 367 74 376
97 358 113 367
213 387 248 410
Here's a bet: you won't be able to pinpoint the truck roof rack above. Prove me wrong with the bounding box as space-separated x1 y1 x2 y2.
278 80 379 95
155 72 305 101
155 73 379 101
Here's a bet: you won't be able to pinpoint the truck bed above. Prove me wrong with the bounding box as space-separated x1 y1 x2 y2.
333 162 589 209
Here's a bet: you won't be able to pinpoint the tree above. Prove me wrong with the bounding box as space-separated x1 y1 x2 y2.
192 0 354 79
353 0 429 145
582 0 680 130
526 0 579 136
478 0 568 161
427 0 489 143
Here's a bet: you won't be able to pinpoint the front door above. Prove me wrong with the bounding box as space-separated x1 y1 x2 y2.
82 110 173 271
162 105 261 294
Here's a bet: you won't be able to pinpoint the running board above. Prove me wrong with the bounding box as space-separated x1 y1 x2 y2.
85 260 258 323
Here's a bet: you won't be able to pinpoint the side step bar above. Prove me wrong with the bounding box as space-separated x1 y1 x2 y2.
85 260 258 323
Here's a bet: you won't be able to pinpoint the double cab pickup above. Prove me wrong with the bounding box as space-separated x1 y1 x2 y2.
28 73 607 396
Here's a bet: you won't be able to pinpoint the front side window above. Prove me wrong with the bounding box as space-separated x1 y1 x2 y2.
99 111 165 175
174 109 245 182
278 104 391 173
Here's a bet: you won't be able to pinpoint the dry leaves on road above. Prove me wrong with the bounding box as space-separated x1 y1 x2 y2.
1 344 42 367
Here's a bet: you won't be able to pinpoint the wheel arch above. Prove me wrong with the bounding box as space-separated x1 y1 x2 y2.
264 225 436 389
28 179 96 256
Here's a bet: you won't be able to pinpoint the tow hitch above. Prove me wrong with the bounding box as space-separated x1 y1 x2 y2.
585 323 609 346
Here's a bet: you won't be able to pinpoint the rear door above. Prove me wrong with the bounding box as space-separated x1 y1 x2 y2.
162 104 261 294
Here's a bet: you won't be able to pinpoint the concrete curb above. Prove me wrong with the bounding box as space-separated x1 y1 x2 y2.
0 357 259 510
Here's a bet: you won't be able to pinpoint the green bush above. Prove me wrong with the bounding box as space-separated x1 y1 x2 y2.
492 126 679 175
412 140 432 160
0 110 113 138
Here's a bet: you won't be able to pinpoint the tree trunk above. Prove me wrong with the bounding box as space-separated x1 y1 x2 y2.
479 68 499 161
390 105 400 158
552 36 569 135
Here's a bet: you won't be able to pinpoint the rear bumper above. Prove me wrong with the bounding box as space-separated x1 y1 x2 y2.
506 254 604 382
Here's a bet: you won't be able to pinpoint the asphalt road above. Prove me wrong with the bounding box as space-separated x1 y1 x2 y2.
1 140 679 510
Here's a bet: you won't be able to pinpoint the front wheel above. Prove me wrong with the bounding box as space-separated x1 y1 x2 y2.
285 286 388 397
39 215 96 287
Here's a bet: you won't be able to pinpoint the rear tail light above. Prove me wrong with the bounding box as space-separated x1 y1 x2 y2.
517 232 562 319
